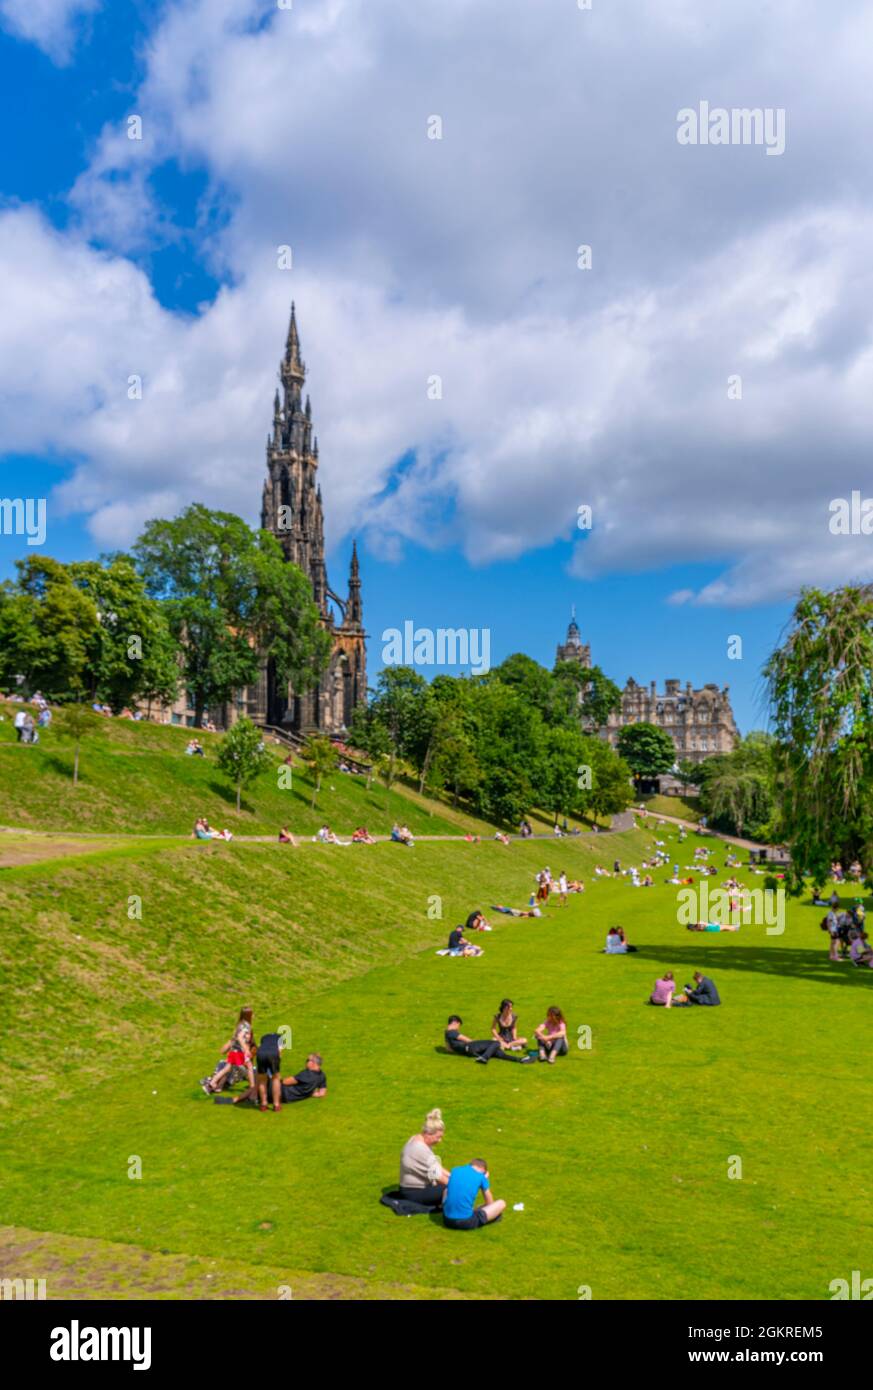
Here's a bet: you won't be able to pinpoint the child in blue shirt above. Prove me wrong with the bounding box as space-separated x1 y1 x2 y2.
443 1159 506 1229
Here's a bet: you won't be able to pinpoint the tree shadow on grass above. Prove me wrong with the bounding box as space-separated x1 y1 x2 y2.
40 753 77 780
642 942 873 989
205 780 254 814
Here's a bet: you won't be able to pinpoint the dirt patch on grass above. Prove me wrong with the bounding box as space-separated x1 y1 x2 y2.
0 836 122 870
0 1226 492 1300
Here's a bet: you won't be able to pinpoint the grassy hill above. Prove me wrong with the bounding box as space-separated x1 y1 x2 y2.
1 821 870 1300
0 708 513 838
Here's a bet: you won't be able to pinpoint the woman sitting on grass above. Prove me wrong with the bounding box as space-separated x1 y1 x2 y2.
650 971 688 1008
391 823 415 846
278 827 296 845
849 931 873 968
604 926 637 954
399 1108 451 1207
193 817 232 842
491 999 528 1052
352 826 376 843
535 1006 568 1063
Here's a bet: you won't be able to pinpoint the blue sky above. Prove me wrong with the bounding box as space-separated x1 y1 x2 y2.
4 0 873 734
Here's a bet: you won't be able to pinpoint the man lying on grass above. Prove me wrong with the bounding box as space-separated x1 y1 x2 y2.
219 1035 327 1110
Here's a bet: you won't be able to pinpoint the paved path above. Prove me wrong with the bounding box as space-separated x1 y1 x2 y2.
635 809 785 858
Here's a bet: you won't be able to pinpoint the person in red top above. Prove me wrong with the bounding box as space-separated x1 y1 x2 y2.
203 1007 255 1093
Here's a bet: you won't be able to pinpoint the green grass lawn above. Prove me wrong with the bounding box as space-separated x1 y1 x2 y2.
1 822 870 1300
642 794 703 822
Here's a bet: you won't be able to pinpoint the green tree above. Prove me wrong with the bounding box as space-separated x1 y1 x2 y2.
134 505 330 727
300 734 337 810
552 661 622 731
429 723 481 807
56 700 105 786
616 722 676 780
676 759 703 793
0 557 98 700
764 584 873 887
585 738 634 821
70 555 178 712
347 701 390 790
216 717 271 812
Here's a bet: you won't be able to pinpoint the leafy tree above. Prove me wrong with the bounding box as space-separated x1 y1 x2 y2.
56 700 105 786
676 759 703 793
472 763 532 828
69 555 178 712
216 717 271 812
541 725 589 823
616 722 676 780
764 584 873 887
585 738 634 821
429 723 482 807
134 505 330 727
300 734 337 810
552 661 622 731
347 701 390 790
493 653 557 720
0 557 98 700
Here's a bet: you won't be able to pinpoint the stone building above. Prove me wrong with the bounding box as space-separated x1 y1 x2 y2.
554 612 738 763
603 677 739 764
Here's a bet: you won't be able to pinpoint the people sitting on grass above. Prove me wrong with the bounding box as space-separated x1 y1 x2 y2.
465 909 491 933
650 971 689 1008
442 1157 506 1230
594 864 609 877
352 826 376 843
278 826 296 845
494 831 510 845
519 818 533 838
535 1006 568 1063
685 971 721 1005
316 823 339 843
447 925 483 957
848 859 863 882
444 1014 530 1063
391 822 415 846
491 998 528 1053
399 1108 450 1207
202 1007 255 1094
193 817 232 841
849 931 873 968
604 925 637 954
185 739 205 756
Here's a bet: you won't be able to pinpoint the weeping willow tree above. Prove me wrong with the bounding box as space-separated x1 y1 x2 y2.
764 584 873 890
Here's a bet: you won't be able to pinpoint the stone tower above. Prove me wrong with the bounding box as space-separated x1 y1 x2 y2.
555 606 592 668
256 303 367 734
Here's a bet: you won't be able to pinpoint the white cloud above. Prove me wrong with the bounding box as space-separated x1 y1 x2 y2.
0 0 99 64
5 0 873 605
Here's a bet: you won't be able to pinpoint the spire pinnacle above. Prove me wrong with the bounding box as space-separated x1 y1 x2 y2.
283 300 305 381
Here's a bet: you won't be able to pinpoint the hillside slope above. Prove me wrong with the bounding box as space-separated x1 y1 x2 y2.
0 711 505 837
